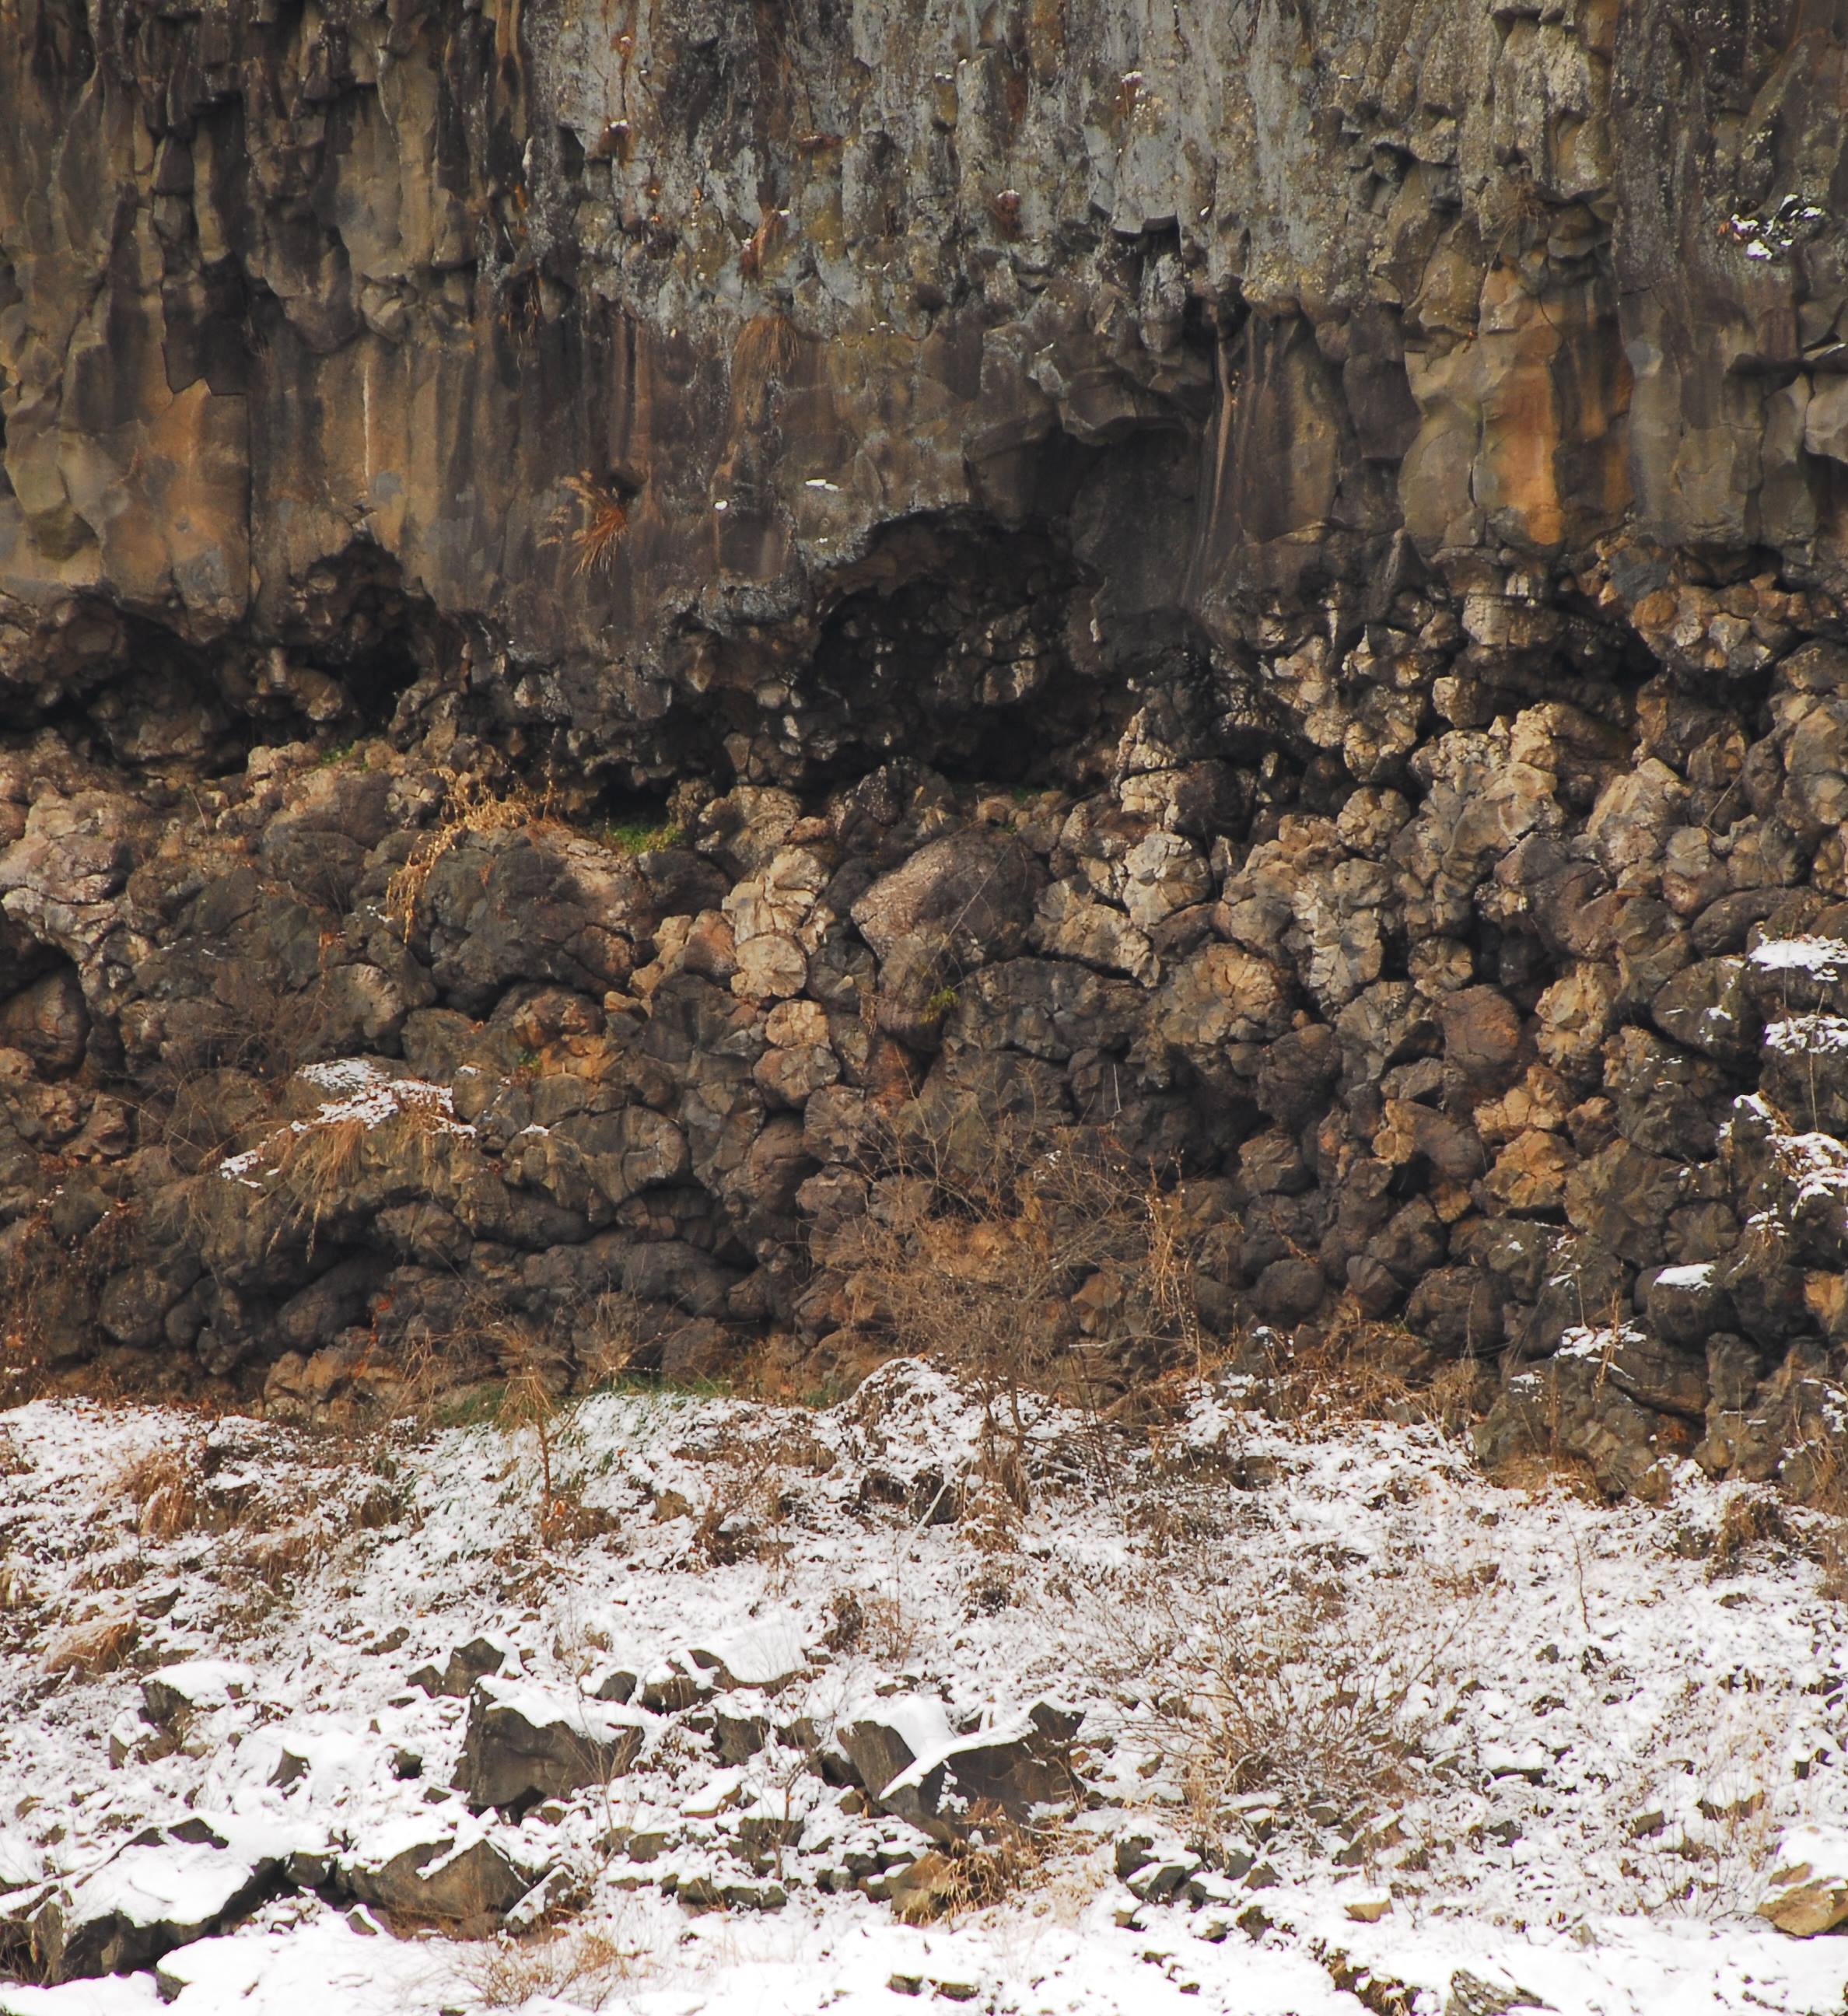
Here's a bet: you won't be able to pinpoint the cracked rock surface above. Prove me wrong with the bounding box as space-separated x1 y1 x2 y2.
5 1 1848 1490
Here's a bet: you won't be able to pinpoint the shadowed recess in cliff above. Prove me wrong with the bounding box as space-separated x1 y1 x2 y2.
0 549 456 768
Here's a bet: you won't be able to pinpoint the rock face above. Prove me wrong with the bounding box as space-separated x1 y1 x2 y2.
343 1819 539 1927
29 1826 278 1982
4 0 1848 1494
456 1677 653 1815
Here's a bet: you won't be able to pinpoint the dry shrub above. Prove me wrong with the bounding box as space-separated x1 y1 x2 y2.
273 1115 369 1241
462 1919 637 2007
550 474 629 577
44 1610 139 1678
1239 1301 1489 1434
823 1587 919 1664
843 1111 1207 1488
1178 1582 1444 1819
1086 1548 1468 1839
175 967 335 1090
1608 1678 1788 1919
114 1440 207 1540
681 1435 797 1572
384 768 558 937
496 1334 583 1546
1706 1491 1792 1579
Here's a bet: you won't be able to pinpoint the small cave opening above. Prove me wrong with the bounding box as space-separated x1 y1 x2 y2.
795 515 1108 791
327 627 425 732
581 782 681 850
0 940 89 1081
274 542 454 737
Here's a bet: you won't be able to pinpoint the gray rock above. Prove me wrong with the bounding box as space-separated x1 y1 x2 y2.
410 1634 512 1699
456 1676 653 1814
345 1823 541 1927
30 1828 278 1982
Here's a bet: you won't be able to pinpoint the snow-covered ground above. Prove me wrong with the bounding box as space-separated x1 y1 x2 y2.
2 1363 1846 2015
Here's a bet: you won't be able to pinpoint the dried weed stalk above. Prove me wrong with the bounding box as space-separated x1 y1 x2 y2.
844 1110 1207 1492
461 1917 639 2007
548 474 630 577
114 1440 208 1541
384 768 560 938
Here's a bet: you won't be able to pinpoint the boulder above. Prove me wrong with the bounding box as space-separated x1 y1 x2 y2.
682 1622 809 1692
1475 1327 1702 1499
345 1818 541 1927
1650 957 1760 1063
31 1828 278 1981
1758 1829 1848 1936
409 1634 512 1699
851 828 1044 970
838 1696 1084 1844
142 1661 254 1733
455 1676 653 1813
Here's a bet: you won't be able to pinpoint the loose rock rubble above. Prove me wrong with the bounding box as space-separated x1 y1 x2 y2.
2 1364 1846 2014
9 710 1848 1507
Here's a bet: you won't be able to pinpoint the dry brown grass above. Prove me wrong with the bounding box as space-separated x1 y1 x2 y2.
1083 1533 1473 1843
114 1440 207 1540
274 1115 368 1239
549 474 629 577
461 1919 638 2007
841 1112 1209 1493
1177 1584 1445 1819
1785 1430 1848 1599
384 768 559 938
1237 1300 1490 1435
43 1609 139 1678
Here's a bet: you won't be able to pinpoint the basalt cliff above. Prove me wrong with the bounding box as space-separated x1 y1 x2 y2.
5 0 1848 1496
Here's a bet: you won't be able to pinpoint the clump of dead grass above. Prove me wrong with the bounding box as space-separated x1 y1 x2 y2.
1176 1579 1449 1822
1080 1537 1472 1846
1232 1300 1493 1436
548 474 630 577
114 1440 208 1541
841 1110 1209 1495
43 1609 139 1678
461 1918 639 2007
384 768 561 937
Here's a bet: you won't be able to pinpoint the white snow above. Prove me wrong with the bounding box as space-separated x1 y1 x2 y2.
1749 934 1848 977
216 1059 472 1185
3 1366 1848 2016
61 1845 255 1937
141 1662 253 1713
1766 1013 1848 1055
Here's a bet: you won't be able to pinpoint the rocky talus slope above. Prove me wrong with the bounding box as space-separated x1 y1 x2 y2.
3 1365 1848 2010
5 0 1848 1493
